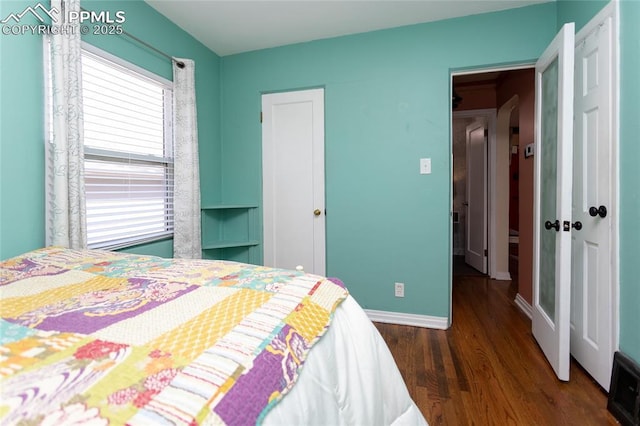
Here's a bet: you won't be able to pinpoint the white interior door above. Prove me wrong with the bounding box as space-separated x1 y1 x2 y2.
465 119 488 273
262 89 326 275
570 13 615 391
532 22 575 382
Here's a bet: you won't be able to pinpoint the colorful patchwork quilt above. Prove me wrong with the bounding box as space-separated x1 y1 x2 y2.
0 247 348 425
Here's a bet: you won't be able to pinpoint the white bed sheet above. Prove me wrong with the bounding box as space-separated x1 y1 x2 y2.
264 295 428 425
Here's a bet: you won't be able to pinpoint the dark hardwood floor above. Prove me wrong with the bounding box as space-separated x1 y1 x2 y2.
374 274 618 425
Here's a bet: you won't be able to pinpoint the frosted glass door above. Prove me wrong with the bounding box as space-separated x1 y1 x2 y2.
532 22 575 382
539 57 559 322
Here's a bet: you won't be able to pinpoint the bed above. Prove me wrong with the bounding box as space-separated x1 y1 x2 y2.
0 247 427 425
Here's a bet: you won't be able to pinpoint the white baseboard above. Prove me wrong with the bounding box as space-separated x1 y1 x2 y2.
365 309 449 330
492 271 512 281
514 293 533 319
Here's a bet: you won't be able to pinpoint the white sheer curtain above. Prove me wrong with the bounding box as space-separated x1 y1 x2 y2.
172 58 202 259
45 0 87 249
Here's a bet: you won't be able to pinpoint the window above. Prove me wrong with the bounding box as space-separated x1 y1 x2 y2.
81 46 174 249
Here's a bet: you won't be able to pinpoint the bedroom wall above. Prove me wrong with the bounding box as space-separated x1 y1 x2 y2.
556 0 610 31
0 0 45 259
219 3 558 318
0 0 222 260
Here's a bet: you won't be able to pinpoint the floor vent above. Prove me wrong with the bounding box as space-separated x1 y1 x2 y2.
608 351 640 426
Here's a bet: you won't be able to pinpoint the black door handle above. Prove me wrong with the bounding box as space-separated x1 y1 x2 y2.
589 205 607 218
572 221 583 231
545 220 560 232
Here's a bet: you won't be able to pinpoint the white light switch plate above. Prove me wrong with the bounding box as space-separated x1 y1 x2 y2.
420 158 431 174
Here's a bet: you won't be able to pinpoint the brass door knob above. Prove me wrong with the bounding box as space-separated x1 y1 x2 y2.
314 209 321 216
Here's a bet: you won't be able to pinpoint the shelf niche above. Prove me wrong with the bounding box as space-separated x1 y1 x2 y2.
201 205 260 264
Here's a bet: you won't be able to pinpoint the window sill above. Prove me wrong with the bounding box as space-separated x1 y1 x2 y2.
91 233 174 252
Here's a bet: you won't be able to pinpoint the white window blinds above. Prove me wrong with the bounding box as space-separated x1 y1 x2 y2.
81 47 174 249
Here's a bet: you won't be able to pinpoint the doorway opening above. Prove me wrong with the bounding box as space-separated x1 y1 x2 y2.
450 67 535 315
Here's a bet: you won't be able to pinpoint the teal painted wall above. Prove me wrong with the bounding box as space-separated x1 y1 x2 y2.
618 0 640 365
0 1 45 259
117 238 174 258
220 4 557 317
0 0 221 260
557 0 609 30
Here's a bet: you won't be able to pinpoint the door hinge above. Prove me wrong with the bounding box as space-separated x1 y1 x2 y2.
484 129 489 138
484 249 488 257
260 111 263 123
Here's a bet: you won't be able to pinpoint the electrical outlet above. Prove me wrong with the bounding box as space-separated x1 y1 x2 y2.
394 282 405 298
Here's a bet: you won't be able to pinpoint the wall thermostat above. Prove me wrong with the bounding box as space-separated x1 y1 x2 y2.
524 143 535 158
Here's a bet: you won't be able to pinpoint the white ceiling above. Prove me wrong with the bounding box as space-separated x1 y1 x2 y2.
144 0 552 57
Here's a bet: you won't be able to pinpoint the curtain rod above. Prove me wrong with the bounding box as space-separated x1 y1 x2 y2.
79 7 185 69
121 30 185 69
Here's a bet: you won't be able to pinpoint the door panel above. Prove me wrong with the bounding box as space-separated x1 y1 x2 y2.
570 14 614 390
465 120 488 273
262 89 326 275
532 22 575 382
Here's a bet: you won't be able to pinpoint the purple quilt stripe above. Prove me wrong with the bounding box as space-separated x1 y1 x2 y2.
215 324 306 425
23 284 198 334
1 258 68 286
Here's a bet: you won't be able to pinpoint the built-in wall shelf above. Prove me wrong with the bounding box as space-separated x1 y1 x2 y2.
201 204 258 210
203 241 260 250
201 204 260 264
